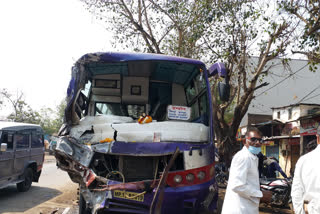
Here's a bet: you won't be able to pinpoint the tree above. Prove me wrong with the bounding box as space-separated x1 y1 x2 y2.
1 88 66 135
0 89 41 124
83 0 213 57
280 0 320 65
82 0 296 164
39 100 66 135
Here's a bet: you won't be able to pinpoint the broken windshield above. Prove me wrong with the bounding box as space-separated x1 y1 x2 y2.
95 103 145 119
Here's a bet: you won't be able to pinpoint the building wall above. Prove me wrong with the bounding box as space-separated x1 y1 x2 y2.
272 105 300 122
300 105 320 117
278 138 300 177
247 113 272 125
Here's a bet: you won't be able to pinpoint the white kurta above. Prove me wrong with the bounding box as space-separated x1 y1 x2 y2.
291 145 320 214
221 146 262 214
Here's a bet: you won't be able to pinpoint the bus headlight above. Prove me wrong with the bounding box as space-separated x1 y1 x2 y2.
174 174 183 183
186 173 195 182
197 171 206 180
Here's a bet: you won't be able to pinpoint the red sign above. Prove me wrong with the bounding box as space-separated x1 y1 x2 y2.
288 138 300 145
300 117 320 136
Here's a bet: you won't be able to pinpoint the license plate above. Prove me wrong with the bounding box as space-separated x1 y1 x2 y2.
113 190 144 202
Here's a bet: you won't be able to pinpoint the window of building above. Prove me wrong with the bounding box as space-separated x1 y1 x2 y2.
288 108 292 120
277 111 280 119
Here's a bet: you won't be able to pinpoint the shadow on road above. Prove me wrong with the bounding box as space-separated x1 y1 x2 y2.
0 185 61 213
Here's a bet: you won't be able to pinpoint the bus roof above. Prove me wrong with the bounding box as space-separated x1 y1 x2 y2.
76 52 206 66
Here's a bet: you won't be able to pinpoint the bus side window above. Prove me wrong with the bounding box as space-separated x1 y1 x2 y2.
15 132 30 149
190 101 199 121
1 131 14 150
186 82 197 103
199 93 208 116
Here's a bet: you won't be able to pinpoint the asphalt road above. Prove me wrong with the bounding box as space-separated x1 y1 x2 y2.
0 155 78 214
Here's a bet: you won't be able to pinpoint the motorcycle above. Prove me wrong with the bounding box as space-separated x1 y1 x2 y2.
215 163 229 188
260 177 292 207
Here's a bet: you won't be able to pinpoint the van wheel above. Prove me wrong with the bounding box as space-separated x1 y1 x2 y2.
17 168 33 192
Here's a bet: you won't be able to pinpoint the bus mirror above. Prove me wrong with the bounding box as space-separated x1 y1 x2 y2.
1 143 7 152
208 62 226 77
218 79 230 102
208 62 230 102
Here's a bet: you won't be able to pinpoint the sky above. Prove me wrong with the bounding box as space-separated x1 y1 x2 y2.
0 0 114 117
1 0 319 122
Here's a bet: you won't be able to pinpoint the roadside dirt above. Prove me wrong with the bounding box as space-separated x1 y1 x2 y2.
24 184 78 214
24 154 79 214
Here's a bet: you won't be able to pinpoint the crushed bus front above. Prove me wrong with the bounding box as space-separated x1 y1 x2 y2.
55 52 227 213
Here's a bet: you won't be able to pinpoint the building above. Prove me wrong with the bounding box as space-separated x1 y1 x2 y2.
299 111 320 154
262 103 320 177
241 57 320 126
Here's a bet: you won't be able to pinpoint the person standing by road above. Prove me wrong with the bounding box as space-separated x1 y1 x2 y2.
263 156 288 178
291 127 320 214
221 127 271 214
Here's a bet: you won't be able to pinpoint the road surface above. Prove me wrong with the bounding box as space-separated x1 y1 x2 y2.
0 155 78 214
0 155 294 214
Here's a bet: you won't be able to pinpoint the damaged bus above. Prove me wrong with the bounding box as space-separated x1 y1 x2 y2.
54 52 230 214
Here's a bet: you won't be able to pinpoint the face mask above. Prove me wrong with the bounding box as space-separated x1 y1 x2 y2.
248 146 261 155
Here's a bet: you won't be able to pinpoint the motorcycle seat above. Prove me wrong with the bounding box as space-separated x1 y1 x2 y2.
260 178 277 185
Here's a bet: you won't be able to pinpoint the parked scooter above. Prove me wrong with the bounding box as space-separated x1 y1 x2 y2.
215 163 229 188
260 177 292 207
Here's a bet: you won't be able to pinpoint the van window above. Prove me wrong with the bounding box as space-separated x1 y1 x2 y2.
0 131 14 150
31 133 43 148
16 133 30 149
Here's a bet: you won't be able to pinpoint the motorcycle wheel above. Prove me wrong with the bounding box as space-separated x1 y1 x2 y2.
216 174 228 188
271 192 290 208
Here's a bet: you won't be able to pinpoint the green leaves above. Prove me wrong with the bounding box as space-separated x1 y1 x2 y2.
279 0 320 64
39 100 66 135
0 89 65 135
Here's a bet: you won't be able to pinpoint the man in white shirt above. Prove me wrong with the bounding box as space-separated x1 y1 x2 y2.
221 127 271 214
291 126 320 214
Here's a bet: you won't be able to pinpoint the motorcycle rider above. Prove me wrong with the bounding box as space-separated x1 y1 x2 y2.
263 156 287 178
291 126 320 214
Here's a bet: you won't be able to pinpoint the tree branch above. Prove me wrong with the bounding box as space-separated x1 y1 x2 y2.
119 0 157 53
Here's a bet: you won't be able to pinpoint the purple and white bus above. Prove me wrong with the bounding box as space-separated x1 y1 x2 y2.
54 52 229 214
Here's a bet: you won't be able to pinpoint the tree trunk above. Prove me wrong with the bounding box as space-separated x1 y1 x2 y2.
215 127 239 168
